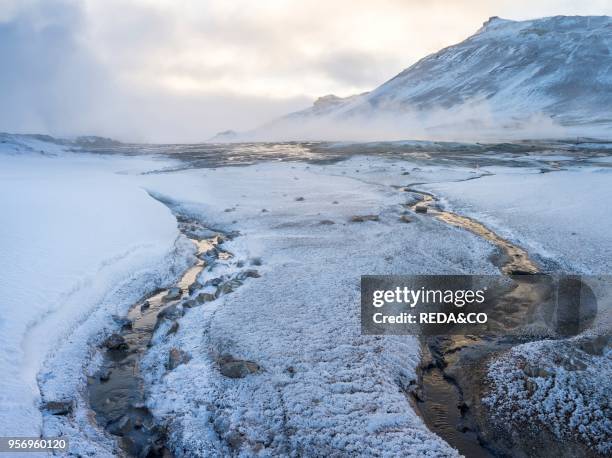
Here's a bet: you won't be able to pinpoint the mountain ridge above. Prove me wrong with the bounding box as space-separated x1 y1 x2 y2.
233 15 612 142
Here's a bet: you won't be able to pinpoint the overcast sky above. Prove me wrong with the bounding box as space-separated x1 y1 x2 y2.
1 0 611 142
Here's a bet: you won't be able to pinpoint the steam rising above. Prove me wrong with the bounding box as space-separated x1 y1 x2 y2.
244 102 572 143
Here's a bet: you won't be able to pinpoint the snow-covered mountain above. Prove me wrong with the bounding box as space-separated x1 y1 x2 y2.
245 16 612 142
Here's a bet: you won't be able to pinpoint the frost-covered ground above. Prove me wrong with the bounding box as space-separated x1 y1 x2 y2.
0 139 192 450
421 160 612 274
484 336 611 455
1 135 610 456
0 141 497 456
135 158 498 456
408 156 612 455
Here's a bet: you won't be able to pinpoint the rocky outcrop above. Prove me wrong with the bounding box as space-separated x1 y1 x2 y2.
218 355 260 379
42 400 74 416
163 287 182 302
350 215 379 222
167 348 191 370
104 333 128 351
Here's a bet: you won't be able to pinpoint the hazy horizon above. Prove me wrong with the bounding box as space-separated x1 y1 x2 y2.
1 0 611 142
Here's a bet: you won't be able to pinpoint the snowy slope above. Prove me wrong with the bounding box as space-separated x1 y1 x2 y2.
0 138 190 442
250 16 612 141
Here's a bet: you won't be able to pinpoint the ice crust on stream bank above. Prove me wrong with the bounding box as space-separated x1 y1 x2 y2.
0 141 193 453
135 159 499 456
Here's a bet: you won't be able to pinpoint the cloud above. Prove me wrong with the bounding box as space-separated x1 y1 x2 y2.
0 0 610 142
0 0 310 142
0 0 112 134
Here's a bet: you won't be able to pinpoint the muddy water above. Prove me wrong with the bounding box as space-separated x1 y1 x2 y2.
406 189 544 457
88 231 221 457
408 191 538 275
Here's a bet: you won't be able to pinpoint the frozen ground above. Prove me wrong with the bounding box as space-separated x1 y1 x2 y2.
401 158 612 455
1 135 610 456
420 162 612 274
134 158 499 456
485 337 611 455
0 141 497 456
0 140 192 449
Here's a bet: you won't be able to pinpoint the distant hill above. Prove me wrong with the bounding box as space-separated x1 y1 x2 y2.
242 16 612 142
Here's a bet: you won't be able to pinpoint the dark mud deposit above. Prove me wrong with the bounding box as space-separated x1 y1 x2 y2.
88 220 231 457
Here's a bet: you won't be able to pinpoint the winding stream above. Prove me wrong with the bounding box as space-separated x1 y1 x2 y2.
85 163 592 457
407 189 538 275
88 221 231 457
407 187 545 457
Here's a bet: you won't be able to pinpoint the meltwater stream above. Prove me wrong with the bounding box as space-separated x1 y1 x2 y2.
407 188 545 457
88 220 229 457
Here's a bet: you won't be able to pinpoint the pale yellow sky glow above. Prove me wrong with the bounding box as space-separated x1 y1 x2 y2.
82 0 612 100
1 0 611 141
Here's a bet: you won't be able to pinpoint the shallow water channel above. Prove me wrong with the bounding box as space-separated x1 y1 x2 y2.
408 188 545 457
88 228 224 457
